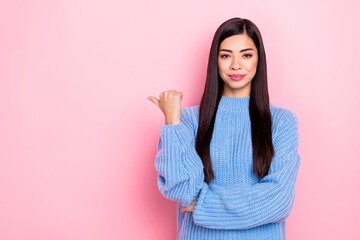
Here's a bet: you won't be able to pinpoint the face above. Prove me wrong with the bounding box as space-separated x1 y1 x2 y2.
218 34 258 97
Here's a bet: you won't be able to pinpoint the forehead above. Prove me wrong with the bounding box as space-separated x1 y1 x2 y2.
219 34 257 51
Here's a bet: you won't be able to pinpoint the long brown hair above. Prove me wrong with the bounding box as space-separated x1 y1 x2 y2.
195 17 274 184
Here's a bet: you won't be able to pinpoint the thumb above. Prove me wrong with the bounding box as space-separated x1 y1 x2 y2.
147 96 160 108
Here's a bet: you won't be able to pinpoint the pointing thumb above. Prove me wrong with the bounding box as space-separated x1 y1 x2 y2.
147 96 160 108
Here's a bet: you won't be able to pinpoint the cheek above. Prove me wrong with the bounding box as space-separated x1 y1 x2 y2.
246 60 258 71
219 59 231 68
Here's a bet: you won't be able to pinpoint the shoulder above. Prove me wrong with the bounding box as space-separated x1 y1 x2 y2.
182 105 200 117
270 103 298 127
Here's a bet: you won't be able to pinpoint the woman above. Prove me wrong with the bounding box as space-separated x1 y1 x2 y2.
147 17 300 240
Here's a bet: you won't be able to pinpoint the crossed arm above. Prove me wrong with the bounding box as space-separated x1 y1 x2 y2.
154 108 300 230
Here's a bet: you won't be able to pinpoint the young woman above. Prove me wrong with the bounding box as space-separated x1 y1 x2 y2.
147 17 300 240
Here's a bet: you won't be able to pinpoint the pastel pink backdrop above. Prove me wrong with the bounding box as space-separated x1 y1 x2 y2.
1 0 359 239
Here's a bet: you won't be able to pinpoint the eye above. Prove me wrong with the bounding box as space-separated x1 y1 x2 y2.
220 54 230 58
244 54 252 58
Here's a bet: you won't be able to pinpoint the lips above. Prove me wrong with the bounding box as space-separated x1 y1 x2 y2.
228 74 246 81
229 74 246 77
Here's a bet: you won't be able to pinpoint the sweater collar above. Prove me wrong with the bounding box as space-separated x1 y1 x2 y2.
218 95 250 113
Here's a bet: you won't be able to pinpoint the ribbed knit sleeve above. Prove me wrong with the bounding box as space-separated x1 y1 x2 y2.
192 109 301 230
154 107 205 208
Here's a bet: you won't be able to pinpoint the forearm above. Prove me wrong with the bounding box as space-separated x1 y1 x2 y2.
155 121 205 207
193 153 300 230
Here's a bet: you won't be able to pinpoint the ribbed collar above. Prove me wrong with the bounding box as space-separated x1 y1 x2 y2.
217 95 250 113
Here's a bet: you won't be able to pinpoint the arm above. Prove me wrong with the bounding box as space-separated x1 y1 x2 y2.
192 110 301 230
154 107 205 208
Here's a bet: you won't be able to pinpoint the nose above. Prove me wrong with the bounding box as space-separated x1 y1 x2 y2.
231 57 241 70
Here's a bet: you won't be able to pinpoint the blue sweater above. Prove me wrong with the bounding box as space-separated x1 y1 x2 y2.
154 95 301 240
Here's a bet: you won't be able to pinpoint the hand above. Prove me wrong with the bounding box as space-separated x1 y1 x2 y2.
180 197 197 212
147 90 183 125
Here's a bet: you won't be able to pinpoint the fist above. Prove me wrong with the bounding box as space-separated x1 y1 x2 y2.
148 90 183 125
180 197 197 212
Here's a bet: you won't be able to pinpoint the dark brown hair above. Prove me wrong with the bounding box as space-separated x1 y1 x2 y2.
195 17 274 184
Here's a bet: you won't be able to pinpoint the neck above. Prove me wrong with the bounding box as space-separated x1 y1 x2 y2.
217 95 250 113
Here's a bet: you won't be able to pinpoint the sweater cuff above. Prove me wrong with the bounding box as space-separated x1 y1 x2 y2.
160 122 194 152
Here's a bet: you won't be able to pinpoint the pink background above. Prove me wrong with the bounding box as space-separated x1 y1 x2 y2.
1 0 359 239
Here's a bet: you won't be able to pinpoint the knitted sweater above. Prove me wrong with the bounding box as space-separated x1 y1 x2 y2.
154 95 301 240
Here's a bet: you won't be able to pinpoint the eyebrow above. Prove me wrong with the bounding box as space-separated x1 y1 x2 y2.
219 48 255 53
